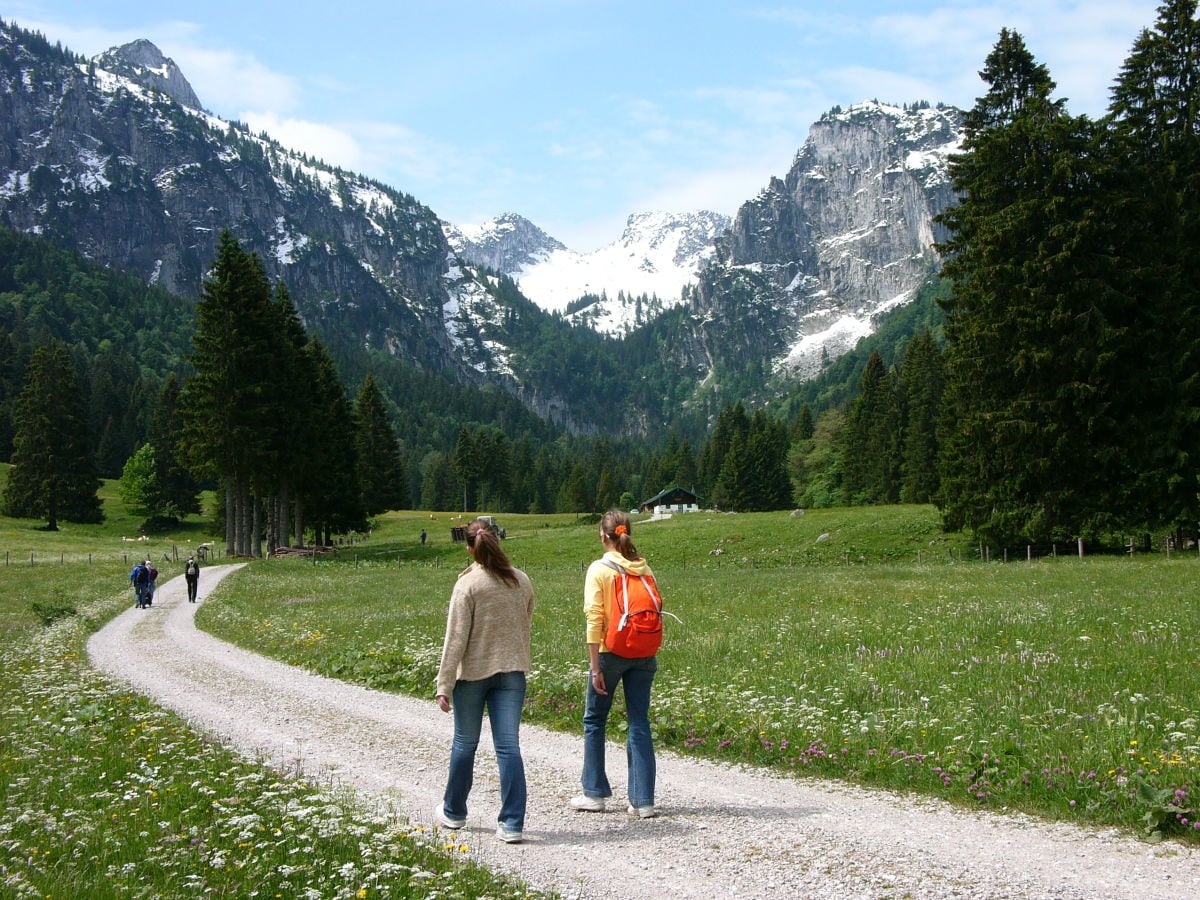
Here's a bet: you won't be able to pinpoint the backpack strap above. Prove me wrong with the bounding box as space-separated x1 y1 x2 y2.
600 558 632 628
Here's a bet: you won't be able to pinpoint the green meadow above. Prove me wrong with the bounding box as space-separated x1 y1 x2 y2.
2 468 1199 898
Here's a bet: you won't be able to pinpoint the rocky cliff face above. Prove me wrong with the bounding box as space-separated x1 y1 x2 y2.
0 26 457 373
93 40 203 110
692 102 961 379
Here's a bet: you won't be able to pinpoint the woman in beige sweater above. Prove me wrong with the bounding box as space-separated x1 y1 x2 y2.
434 518 534 844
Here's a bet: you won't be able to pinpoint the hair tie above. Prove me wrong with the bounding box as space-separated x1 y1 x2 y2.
614 524 628 536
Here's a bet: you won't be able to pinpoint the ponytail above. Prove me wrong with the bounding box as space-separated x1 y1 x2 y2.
600 509 641 561
466 519 519 586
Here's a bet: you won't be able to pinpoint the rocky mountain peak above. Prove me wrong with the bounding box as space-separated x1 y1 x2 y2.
444 213 565 274
697 100 963 380
94 39 203 110
617 210 731 266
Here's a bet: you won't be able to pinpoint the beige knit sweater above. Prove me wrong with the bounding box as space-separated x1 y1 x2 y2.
435 562 535 698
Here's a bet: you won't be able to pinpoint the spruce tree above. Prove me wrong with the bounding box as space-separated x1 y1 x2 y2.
452 427 484 511
936 30 1125 545
478 428 512 510
1106 0 1200 541
180 231 278 555
149 375 202 520
898 332 943 504
354 374 407 515
261 283 312 550
841 351 901 505
701 402 750 501
742 411 792 510
298 338 366 544
2 342 102 528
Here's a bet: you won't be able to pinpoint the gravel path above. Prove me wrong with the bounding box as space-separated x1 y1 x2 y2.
88 565 1200 899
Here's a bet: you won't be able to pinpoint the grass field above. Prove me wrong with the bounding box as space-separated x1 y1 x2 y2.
2 476 1199 897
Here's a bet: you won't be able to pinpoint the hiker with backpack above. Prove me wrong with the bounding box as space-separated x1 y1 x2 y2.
570 509 662 819
129 560 151 608
433 517 535 844
144 560 159 606
184 556 201 602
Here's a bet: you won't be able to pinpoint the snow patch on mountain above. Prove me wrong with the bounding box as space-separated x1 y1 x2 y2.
446 210 730 336
518 211 729 323
780 287 918 380
442 267 517 380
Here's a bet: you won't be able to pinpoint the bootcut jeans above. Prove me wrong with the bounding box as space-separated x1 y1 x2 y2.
442 670 527 832
581 652 657 808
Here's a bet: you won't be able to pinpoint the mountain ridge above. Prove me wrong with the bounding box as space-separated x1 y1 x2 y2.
0 22 962 441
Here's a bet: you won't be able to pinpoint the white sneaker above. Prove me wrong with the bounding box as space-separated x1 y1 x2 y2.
627 804 657 818
568 794 606 812
496 825 523 843
432 804 465 829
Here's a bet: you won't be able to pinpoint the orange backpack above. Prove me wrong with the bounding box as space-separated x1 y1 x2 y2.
602 559 663 658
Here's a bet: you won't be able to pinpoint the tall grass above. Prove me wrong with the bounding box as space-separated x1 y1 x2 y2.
199 507 1200 841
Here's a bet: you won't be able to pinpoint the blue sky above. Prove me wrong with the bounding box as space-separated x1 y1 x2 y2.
8 1 1163 250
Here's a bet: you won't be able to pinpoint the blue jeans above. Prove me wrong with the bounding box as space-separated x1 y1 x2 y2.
443 671 527 831
581 653 657 808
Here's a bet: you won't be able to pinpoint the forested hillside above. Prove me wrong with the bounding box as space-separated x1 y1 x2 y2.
0 226 194 470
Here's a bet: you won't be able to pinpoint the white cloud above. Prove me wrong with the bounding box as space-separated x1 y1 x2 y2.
242 112 363 171
171 45 300 115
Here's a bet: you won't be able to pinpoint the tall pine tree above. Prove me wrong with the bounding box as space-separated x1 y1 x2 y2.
2 342 102 528
841 351 901 505
1106 0 1200 542
936 30 1126 545
354 374 407 516
898 331 943 504
181 231 279 555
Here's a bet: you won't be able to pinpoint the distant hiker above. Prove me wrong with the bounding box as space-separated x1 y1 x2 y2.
421 529 428 546
434 517 535 845
130 560 151 609
145 560 159 606
184 555 201 602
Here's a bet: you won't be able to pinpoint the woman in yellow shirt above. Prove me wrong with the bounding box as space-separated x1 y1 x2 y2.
569 509 658 818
